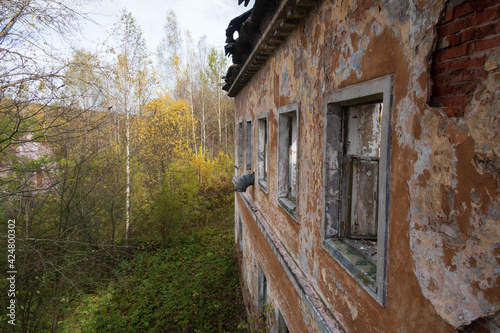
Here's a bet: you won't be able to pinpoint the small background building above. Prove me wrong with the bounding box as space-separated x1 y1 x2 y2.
225 0 500 332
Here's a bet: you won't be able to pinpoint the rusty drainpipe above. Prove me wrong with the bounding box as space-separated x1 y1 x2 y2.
233 173 255 192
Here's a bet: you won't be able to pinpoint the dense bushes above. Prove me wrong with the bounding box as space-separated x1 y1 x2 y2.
134 151 235 243
60 200 246 333
56 152 246 333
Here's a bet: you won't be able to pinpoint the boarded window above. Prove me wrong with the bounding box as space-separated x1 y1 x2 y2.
342 103 382 240
323 75 392 305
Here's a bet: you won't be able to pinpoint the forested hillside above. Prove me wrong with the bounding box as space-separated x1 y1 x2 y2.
0 1 244 332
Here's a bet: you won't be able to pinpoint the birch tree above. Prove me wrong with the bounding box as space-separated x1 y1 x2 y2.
183 31 199 154
157 10 182 96
110 10 152 239
197 37 209 153
207 48 230 154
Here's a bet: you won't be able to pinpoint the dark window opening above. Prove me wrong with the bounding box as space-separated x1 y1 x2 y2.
258 264 268 319
278 310 289 333
278 105 299 219
246 120 252 170
238 122 243 169
257 117 268 188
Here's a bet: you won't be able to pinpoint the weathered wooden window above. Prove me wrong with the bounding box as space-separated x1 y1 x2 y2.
278 104 299 219
238 121 243 169
323 76 392 306
342 103 382 240
257 114 268 190
246 120 252 170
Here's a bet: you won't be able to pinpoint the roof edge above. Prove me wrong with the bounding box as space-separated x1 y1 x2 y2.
227 0 319 97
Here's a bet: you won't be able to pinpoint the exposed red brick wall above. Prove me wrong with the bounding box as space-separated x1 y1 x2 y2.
430 0 500 117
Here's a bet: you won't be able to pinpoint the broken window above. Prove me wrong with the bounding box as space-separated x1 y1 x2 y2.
246 120 252 170
278 104 299 219
323 76 392 306
257 114 268 190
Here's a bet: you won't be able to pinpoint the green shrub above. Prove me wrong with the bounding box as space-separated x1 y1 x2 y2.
59 203 247 333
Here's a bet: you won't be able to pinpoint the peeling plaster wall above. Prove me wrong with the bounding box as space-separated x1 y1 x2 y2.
233 0 499 331
410 56 500 328
235 194 323 332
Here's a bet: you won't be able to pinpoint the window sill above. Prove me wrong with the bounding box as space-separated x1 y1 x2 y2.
343 238 378 265
322 238 377 292
278 197 297 220
258 179 268 193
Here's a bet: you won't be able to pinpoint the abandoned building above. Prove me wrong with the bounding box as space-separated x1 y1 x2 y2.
226 0 500 331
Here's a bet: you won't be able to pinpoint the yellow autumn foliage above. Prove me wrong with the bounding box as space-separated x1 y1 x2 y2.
135 93 198 186
167 149 233 192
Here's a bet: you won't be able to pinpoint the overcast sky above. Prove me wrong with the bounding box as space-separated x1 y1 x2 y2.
78 0 254 54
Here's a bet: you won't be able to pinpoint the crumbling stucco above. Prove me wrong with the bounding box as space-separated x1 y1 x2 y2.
409 50 500 328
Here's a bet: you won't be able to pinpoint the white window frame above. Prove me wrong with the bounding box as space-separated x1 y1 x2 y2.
322 76 393 306
277 103 299 220
257 113 269 191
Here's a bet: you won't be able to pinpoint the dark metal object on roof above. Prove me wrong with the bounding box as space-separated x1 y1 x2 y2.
222 0 319 96
238 0 251 6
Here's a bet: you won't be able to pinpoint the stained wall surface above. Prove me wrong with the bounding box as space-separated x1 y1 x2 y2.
232 0 500 331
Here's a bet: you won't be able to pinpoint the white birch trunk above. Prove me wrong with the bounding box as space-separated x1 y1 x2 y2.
125 106 130 239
